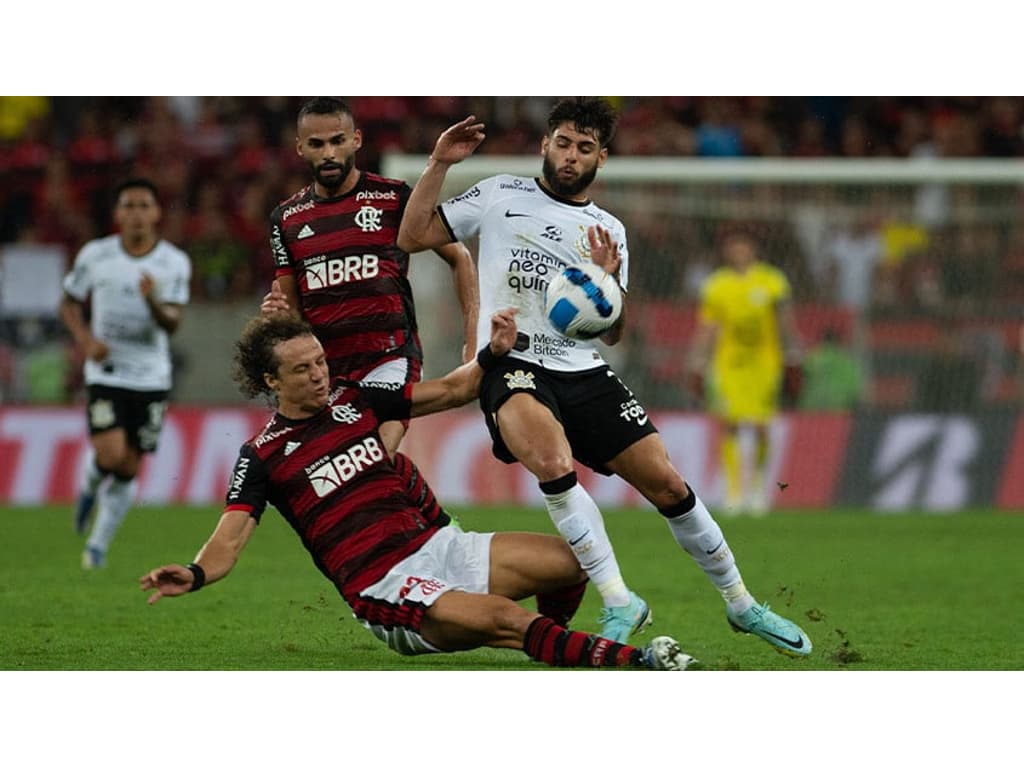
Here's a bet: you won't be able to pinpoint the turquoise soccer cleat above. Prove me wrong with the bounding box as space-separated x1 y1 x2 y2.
599 590 652 644
727 602 812 657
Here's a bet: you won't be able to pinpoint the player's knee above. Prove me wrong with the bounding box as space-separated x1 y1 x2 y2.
94 449 130 476
530 455 575 482
645 468 690 509
547 537 587 582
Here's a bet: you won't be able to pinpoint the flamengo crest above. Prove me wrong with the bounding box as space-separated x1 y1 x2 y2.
354 206 383 232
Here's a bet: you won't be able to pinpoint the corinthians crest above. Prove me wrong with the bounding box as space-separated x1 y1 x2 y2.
504 370 536 390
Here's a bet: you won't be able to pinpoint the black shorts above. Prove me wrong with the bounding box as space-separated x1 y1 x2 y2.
478 359 658 475
86 385 170 454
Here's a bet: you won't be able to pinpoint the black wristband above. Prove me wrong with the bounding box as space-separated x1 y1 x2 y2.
186 562 206 592
476 345 500 372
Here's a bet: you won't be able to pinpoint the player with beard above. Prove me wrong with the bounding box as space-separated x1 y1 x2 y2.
139 310 693 671
397 98 812 657
263 97 478 457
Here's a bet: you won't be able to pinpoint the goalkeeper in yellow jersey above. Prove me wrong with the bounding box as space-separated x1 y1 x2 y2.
688 229 803 516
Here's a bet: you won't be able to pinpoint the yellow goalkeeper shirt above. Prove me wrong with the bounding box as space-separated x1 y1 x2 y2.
698 261 790 376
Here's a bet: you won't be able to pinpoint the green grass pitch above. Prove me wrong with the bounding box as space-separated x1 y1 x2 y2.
1 504 1021 671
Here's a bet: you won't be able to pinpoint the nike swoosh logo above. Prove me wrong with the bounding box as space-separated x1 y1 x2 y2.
568 532 589 546
764 630 805 650
730 617 806 650
704 539 724 555
504 210 530 218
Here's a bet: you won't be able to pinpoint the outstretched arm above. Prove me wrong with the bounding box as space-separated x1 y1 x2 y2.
434 242 480 362
139 510 256 604
397 116 486 254
409 308 517 417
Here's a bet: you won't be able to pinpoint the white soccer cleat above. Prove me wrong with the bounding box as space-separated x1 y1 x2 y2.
642 636 697 671
81 546 105 570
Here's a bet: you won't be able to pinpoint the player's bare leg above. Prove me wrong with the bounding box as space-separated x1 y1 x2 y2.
495 394 647 642
80 429 141 569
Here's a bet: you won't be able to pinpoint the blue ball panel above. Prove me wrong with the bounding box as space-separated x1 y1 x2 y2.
548 298 580 333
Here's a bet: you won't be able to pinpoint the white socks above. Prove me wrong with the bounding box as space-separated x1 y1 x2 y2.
81 454 108 496
86 476 137 554
542 479 631 608
662 490 756 613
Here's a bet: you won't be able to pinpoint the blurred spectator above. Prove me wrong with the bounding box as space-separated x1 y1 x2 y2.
823 209 884 313
233 114 273 182
839 115 874 157
615 97 696 156
187 182 252 301
186 97 234 176
0 96 49 140
981 97 1024 156
66 108 120 205
18 318 69 403
31 156 94 252
231 182 276 291
694 97 743 157
798 327 866 411
792 116 829 157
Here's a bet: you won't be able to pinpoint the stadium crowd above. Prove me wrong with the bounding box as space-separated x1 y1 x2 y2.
5 96 1024 292
1 96 1023 406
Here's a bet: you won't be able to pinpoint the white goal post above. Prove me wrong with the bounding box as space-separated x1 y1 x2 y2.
382 154 1024 186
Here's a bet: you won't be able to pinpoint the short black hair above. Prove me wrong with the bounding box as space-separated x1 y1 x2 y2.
113 177 159 206
547 97 619 148
233 314 317 400
297 97 354 127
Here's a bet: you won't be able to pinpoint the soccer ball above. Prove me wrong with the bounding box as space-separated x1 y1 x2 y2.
544 261 623 340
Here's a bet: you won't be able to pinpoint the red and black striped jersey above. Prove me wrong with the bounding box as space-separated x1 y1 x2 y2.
268 172 423 380
223 378 449 605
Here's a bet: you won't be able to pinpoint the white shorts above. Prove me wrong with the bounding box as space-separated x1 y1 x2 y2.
361 357 412 386
357 526 493 655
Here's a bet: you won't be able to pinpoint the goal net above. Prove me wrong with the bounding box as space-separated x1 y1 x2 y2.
383 154 1024 413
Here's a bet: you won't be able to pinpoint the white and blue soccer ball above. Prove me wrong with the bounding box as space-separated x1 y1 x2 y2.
544 261 623 340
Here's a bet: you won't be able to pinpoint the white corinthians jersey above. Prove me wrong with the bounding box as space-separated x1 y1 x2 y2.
440 174 629 372
63 235 191 390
